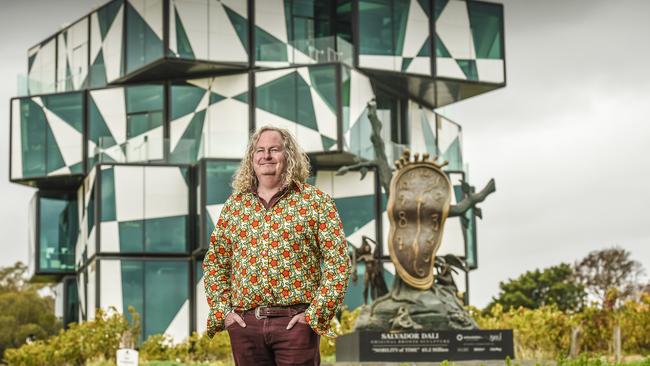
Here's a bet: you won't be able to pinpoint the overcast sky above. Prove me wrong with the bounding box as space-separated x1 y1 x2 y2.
1 0 649 308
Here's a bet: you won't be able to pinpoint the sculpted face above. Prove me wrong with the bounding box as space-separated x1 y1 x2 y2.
253 130 286 182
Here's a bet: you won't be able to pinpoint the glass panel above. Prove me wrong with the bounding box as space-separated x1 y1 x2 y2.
169 83 205 163
126 85 164 114
340 66 350 132
309 66 337 112
206 161 238 205
204 161 238 249
437 115 463 171
121 260 144 341
468 1 503 59
28 39 56 94
90 0 123 87
296 73 317 130
57 18 89 92
255 26 289 62
20 99 47 177
170 84 205 121
392 0 410 56
119 220 145 252
335 195 376 239
26 92 84 176
255 72 297 121
336 0 353 43
100 167 117 222
126 1 163 73
65 278 79 325
144 261 189 339
358 0 393 55
41 93 84 133
145 216 187 253
126 112 163 138
39 196 77 272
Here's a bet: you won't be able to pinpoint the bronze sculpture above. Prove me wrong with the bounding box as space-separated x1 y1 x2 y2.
338 100 496 331
350 236 388 304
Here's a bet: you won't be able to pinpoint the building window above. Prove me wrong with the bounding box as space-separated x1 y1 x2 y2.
39 195 77 273
126 0 163 73
120 260 189 341
358 0 410 56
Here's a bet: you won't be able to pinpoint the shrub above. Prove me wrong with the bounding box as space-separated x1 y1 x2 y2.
0 289 61 360
139 331 232 363
473 294 650 359
471 303 572 359
319 306 361 361
4 307 139 366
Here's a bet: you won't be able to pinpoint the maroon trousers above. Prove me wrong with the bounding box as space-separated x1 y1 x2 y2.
227 311 320 366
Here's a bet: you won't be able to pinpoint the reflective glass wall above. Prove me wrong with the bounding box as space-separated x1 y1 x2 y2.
435 0 504 83
89 0 125 88
28 192 78 275
10 92 84 181
88 84 165 170
96 258 190 343
358 0 432 75
169 74 250 163
97 164 191 255
27 38 57 95
255 0 352 67
57 17 89 92
168 0 248 64
125 0 164 74
198 160 238 253
254 65 338 153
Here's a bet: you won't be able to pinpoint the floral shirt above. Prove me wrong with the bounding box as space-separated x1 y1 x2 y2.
202 182 350 338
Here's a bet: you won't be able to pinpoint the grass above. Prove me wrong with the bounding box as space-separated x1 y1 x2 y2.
86 355 650 366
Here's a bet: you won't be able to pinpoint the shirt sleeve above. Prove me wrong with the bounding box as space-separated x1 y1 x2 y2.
305 193 351 338
202 198 234 338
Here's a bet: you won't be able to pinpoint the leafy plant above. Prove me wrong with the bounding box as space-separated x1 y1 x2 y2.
4 307 140 366
0 262 61 361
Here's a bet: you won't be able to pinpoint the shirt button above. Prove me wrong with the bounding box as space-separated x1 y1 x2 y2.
261 250 268 257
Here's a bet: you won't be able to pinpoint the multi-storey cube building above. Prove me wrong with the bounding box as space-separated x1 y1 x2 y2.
10 0 504 342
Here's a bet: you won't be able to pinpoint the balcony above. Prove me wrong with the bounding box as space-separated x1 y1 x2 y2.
256 35 354 68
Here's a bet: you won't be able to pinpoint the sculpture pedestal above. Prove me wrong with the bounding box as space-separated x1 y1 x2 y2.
354 279 477 331
336 330 514 362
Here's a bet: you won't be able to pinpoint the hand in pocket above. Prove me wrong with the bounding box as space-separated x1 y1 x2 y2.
225 311 247 329
286 312 308 330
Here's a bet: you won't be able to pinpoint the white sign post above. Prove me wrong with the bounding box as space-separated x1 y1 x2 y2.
116 348 139 366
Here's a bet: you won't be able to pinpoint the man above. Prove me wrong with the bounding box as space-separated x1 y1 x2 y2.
202 126 350 366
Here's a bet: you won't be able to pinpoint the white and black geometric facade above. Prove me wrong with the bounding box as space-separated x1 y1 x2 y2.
9 0 504 341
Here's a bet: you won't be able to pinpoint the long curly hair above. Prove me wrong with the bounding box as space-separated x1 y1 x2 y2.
232 125 310 193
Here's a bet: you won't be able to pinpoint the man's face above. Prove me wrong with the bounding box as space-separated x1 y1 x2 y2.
253 130 286 181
